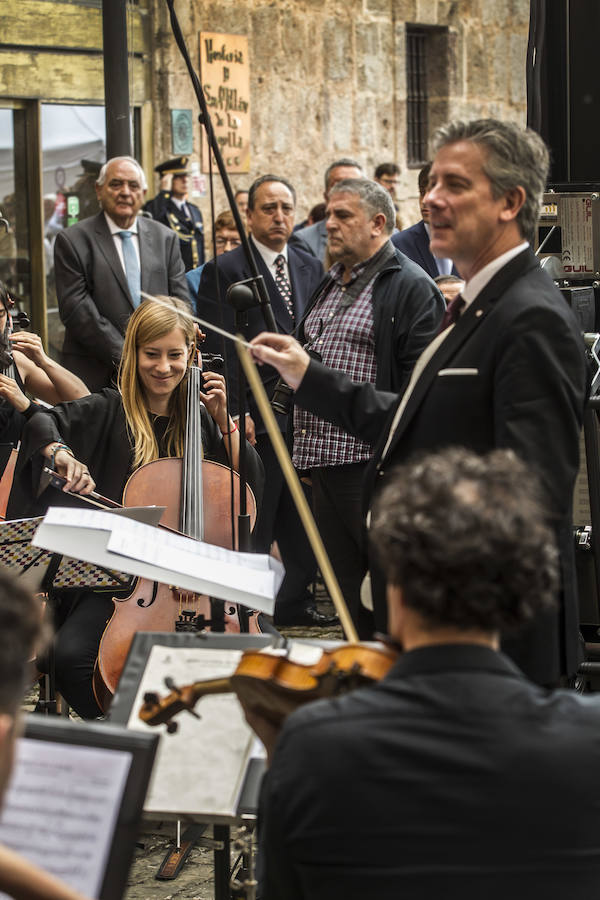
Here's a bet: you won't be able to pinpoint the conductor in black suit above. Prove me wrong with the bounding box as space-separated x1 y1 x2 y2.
250 119 588 685
54 156 190 392
198 175 332 627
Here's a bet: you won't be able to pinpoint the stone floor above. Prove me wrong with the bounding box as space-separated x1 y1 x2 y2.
22 593 343 900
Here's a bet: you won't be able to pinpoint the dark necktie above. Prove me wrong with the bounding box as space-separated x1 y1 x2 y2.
437 294 465 334
274 254 294 321
118 230 141 307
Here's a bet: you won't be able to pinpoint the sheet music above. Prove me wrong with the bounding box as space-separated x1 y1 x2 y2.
0 739 132 899
127 645 255 817
34 507 284 614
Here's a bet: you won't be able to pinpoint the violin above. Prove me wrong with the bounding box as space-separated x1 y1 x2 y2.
139 642 397 732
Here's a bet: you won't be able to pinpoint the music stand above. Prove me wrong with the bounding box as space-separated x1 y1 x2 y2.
0 516 134 592
0 516 134 713
109 631 280 898
0 716 158 900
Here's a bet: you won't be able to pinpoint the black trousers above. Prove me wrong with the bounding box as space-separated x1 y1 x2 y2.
51 589 121 719
311 462 374 640
253 433 317 619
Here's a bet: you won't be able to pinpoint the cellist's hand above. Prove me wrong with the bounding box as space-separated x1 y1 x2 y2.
199 371 229 431
42 443 96 495
0 372 30 412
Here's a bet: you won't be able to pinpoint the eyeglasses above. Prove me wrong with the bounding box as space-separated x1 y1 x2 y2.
215 236 242 249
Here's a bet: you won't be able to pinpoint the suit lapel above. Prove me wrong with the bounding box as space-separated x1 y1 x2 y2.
93 213 133 307
287 248 311 320
138 217 159 296
382 247 537 459
415 222 440 278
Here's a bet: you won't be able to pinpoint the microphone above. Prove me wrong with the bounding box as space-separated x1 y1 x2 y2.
226 279 260 313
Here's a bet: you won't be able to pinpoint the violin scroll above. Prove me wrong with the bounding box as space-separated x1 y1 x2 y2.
139 675 232 728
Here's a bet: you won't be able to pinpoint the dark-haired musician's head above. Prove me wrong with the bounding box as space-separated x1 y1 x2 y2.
370 447 558 646
0 568 43 802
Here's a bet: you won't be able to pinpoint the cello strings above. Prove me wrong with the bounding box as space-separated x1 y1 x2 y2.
139 291 253 349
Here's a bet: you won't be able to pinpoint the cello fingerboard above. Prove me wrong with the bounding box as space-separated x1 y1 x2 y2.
181 365 204 540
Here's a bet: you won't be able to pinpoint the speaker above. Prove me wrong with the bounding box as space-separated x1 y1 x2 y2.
527 0 600 184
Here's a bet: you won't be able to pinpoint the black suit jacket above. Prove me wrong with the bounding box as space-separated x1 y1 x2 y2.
55 212 190 391
391 220 459 278
197 238 324 432
260 644 600 900
296 248 588 683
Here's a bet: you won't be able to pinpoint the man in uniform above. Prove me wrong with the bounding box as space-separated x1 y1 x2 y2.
144 156 205 271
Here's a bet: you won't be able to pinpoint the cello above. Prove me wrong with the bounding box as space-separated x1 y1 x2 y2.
92 363 258 710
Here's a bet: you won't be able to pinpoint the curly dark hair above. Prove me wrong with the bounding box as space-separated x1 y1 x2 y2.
370 447 559 632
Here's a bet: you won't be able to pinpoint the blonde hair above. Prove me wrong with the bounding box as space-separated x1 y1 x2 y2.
118 297 195 469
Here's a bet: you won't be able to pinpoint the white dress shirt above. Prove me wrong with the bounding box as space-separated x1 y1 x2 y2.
104 212 141 274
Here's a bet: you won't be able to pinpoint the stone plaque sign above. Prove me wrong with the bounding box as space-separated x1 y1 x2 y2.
199 32 250 174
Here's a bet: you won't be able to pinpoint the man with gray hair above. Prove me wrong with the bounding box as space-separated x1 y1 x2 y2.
292 177 444 636
55 156 189 391
290 158 364 262
251 118 588 683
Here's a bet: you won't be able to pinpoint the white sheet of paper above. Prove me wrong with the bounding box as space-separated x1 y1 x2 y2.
0 739 131 899
33 507 284 614
127 645 255 818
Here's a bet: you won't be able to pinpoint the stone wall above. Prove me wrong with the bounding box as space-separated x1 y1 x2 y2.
149 0 530 230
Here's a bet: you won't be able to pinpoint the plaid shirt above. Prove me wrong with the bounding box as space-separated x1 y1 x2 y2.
293 259 377 469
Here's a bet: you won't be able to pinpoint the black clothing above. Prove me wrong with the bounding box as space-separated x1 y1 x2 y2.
296 247 445 397
310 462 373 638
260 644 600 900
295 248 588 684
0 363 27 478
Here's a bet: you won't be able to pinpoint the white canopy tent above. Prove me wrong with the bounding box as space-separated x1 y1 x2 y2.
0 105 106 205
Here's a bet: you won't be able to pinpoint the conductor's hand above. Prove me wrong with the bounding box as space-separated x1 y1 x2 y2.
249 333 310 391
45 446 96 495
